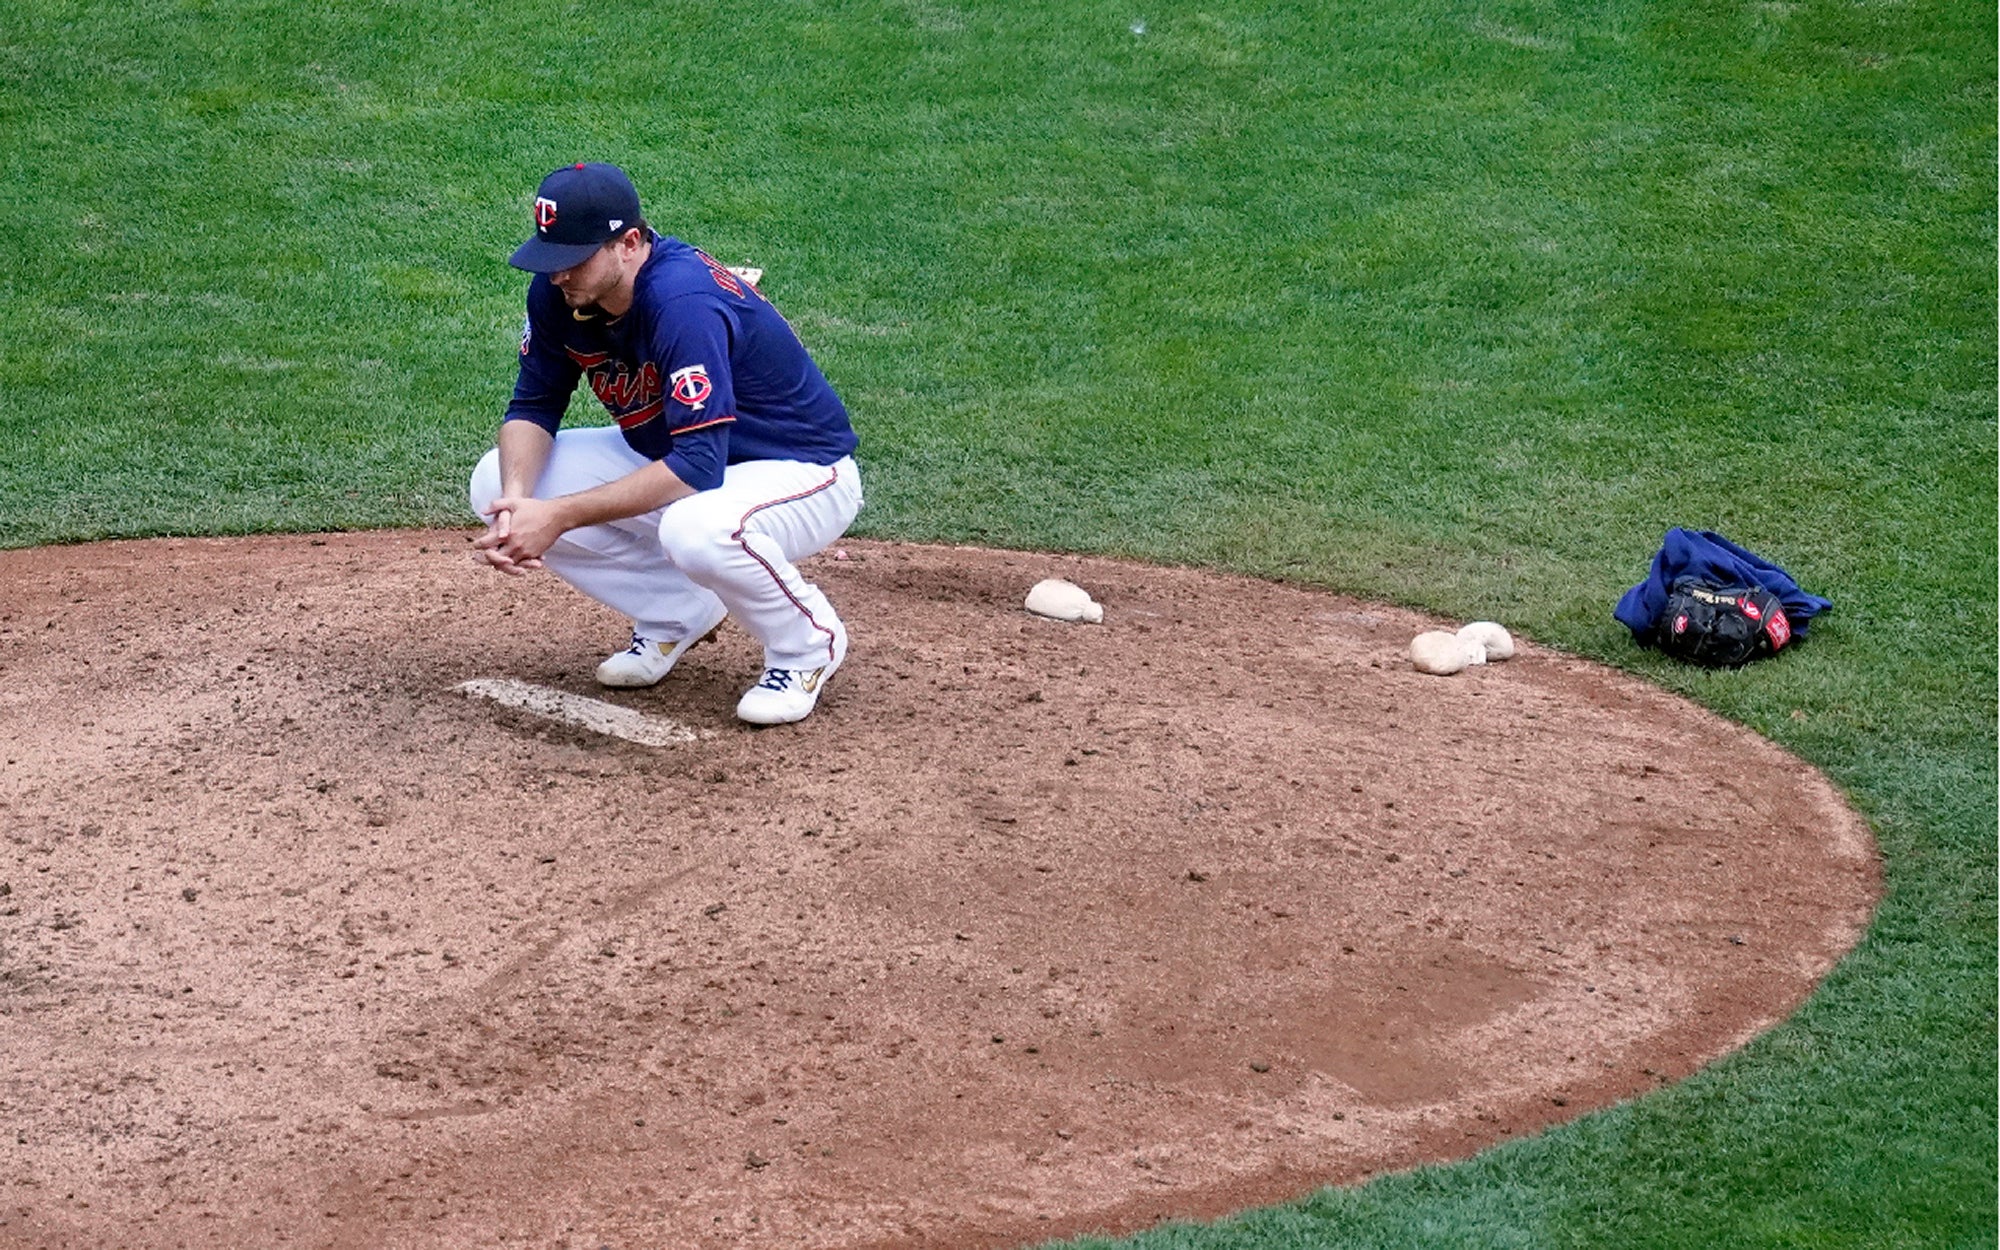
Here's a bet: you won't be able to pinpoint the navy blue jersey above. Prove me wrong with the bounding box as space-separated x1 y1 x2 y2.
506 235 857 491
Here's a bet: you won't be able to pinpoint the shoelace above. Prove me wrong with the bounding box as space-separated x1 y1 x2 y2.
625 635 653 655
754 668 794 692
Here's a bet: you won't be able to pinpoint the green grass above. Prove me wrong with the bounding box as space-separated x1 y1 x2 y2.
1 0 1992 1244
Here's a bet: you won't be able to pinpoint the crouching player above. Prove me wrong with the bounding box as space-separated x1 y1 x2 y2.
471 162 861 725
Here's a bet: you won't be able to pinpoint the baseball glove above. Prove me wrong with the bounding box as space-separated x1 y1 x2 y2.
1652 578 1793 667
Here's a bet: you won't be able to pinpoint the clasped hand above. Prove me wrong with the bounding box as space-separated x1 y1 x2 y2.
474 495 565 576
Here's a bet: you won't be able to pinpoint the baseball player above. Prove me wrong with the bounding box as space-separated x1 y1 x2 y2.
470 162 862 725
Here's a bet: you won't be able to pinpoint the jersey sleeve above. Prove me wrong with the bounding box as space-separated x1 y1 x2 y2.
646 295 740 492
503 282 582 434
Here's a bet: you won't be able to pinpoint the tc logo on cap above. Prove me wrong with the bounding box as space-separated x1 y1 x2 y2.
511 162 644 273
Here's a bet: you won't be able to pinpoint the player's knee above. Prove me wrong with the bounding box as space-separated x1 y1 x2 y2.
468 451 502 518
659 529 735 582
658 509 736 581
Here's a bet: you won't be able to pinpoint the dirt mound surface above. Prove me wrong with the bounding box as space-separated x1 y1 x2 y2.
0 532 1876 1249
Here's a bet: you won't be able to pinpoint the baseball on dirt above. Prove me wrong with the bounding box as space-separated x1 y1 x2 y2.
1410 630 1475 675
1458 620 1515 660
1025 578 1103 623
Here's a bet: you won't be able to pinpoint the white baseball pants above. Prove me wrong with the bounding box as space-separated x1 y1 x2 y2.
469 426 862 670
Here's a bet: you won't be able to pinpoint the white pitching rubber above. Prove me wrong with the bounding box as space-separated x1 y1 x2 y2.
457 679 712 746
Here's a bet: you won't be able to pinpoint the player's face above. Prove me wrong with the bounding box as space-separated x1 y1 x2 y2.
549 244 625 310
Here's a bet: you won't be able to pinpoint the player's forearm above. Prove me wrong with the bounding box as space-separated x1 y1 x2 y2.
496 419 556 499
550 459 697 530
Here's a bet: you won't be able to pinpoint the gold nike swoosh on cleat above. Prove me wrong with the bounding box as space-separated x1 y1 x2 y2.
800 666 827 694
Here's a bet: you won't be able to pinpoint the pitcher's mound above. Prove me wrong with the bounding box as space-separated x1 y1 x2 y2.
0 532 1876 1249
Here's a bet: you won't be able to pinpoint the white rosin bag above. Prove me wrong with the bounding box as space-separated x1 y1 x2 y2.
1025 578 1102 623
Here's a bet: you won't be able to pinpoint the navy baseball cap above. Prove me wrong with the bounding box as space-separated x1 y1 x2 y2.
509 162 644 273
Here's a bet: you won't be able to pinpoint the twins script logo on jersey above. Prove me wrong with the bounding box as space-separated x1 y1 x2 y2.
588 360 660 412
670 364 712 410
519 314 532 356
534 197 558 231
573 356 665 430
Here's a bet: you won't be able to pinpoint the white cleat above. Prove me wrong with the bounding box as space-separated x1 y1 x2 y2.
595 605 728 689
735 628 848 725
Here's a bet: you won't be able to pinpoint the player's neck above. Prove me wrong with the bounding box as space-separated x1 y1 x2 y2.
595 238 651 317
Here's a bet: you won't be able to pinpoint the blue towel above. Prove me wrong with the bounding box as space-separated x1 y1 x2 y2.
1616 528 1832 643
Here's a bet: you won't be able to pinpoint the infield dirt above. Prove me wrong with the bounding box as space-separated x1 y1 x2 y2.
0 532 1877 1249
